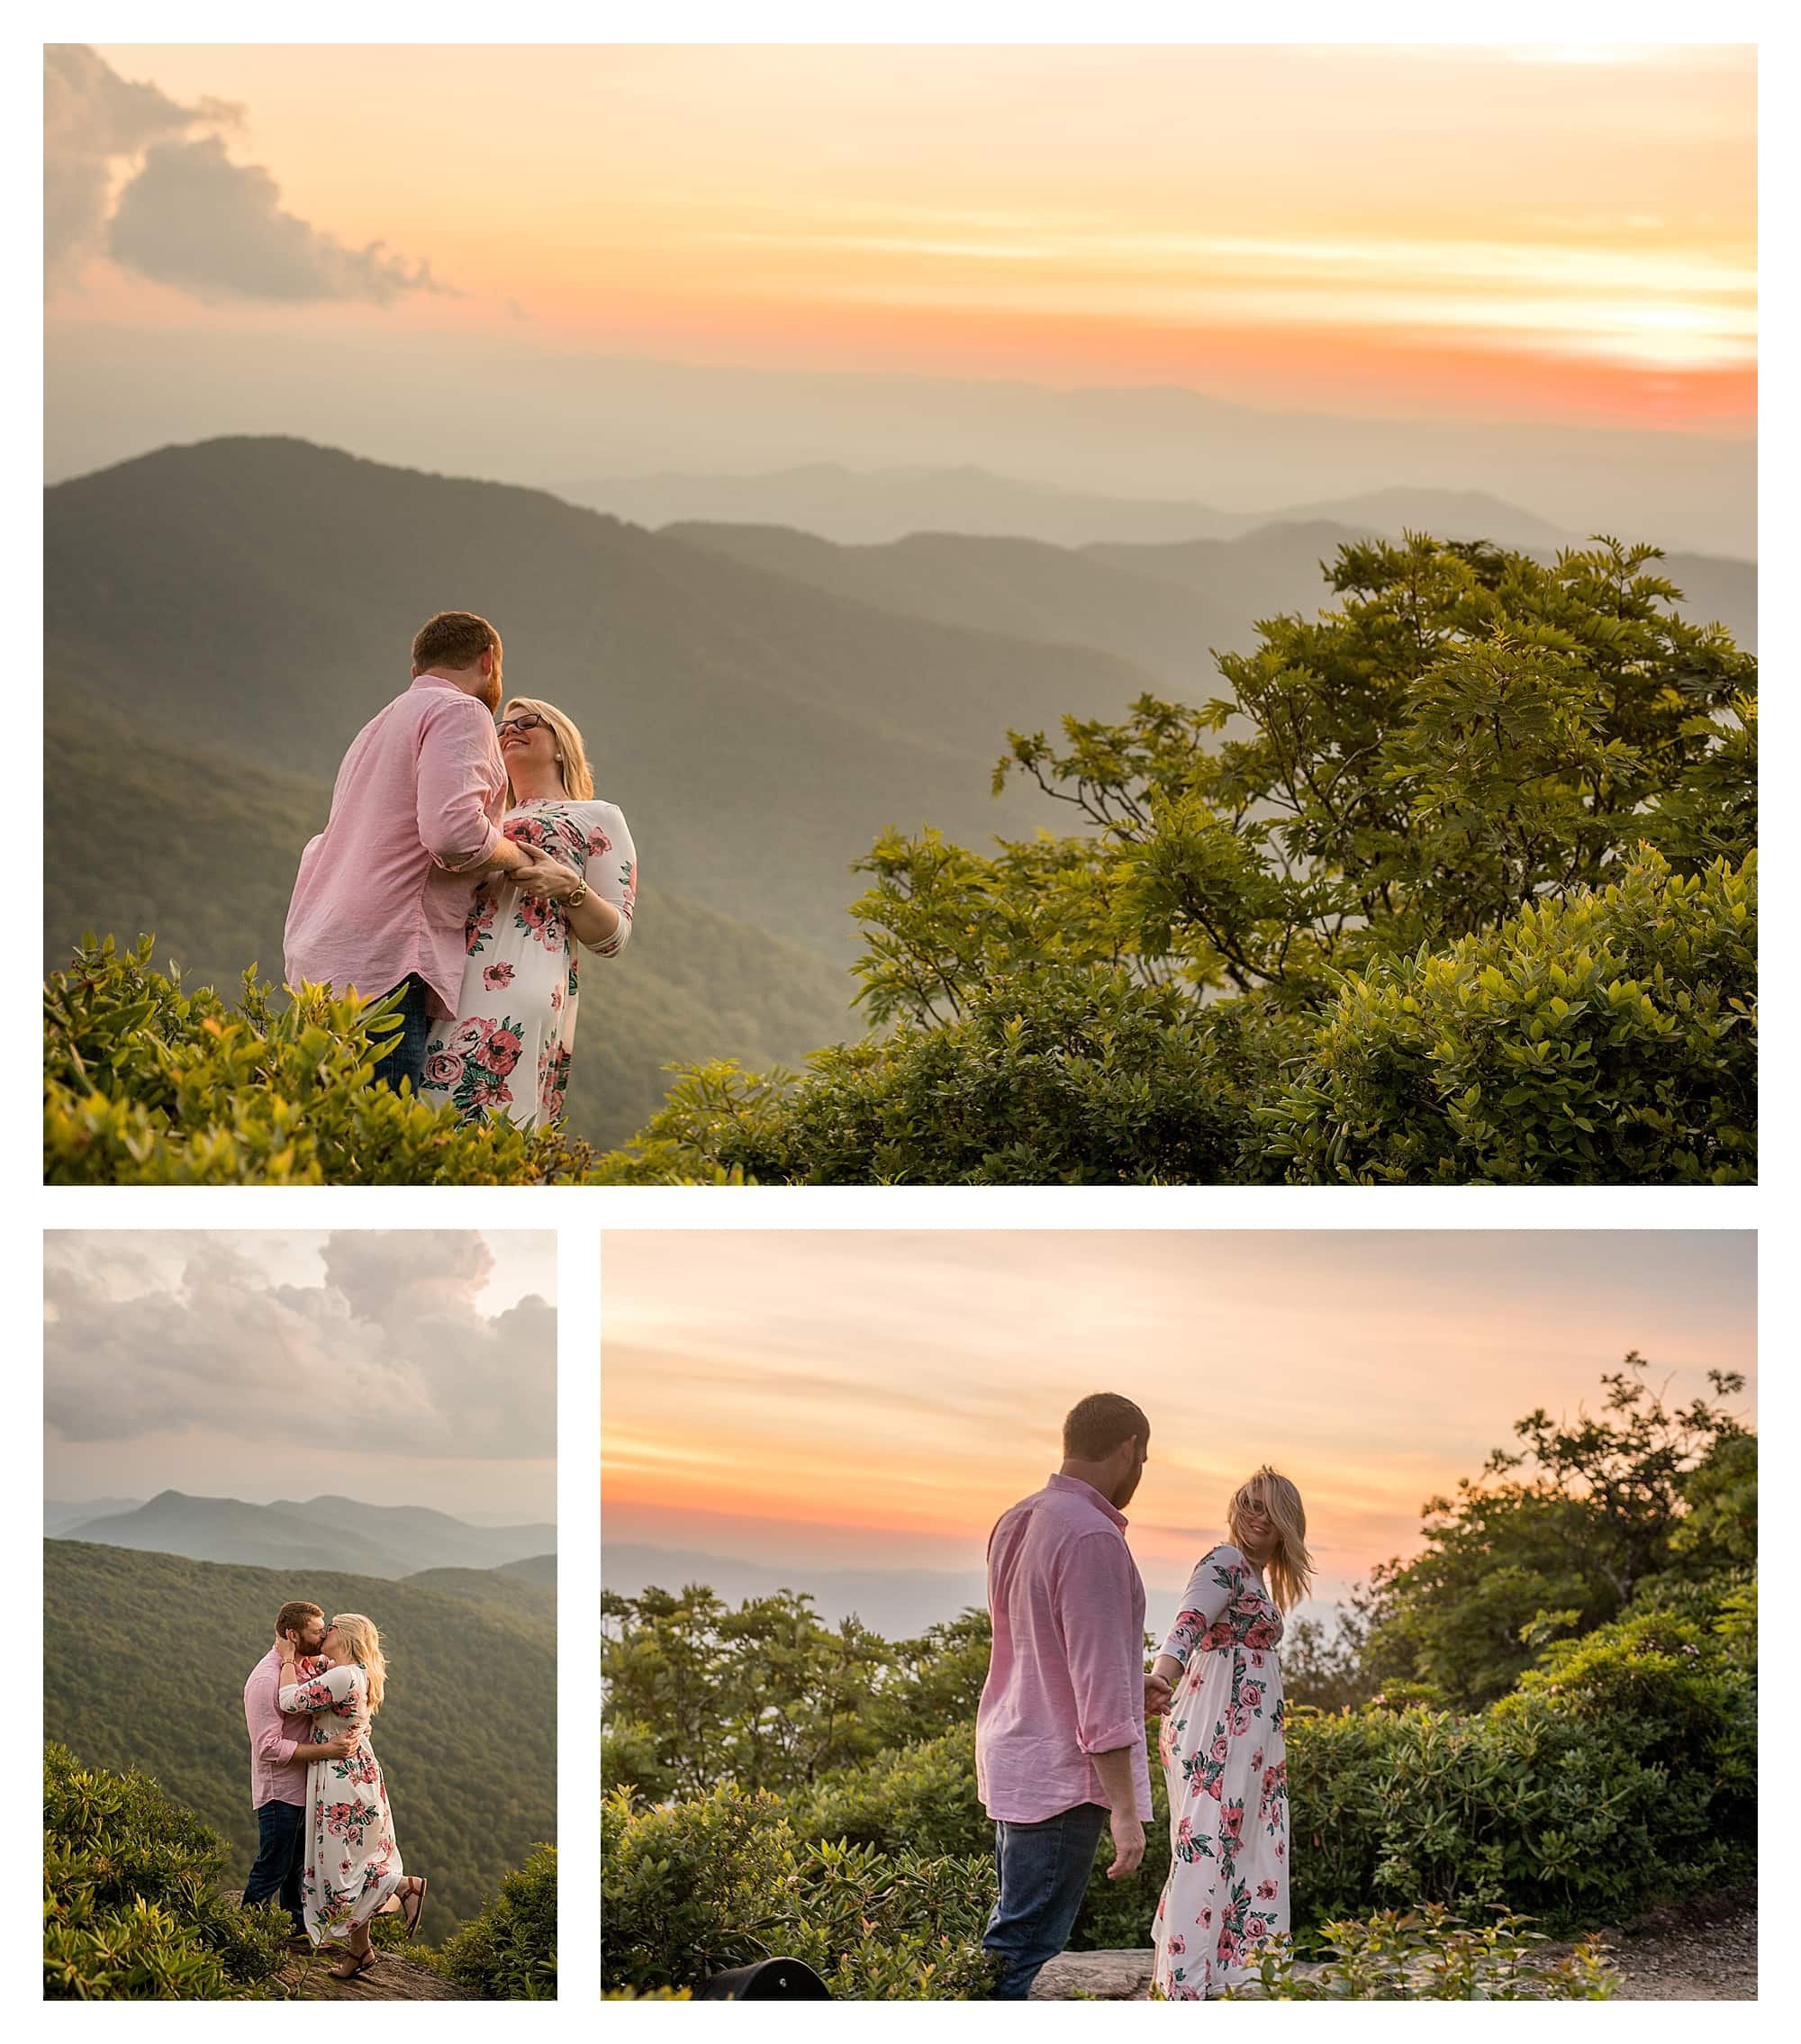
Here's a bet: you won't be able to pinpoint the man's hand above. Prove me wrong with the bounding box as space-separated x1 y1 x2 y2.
314 1732 362 1763
1105 1813 1145 1880
514 855 582 901
1144 1671 1173 1719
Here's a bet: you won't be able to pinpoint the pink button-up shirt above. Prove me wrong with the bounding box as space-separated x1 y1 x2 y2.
243 1646 319 1809
975 1473 1153 1823
285 675 507 1017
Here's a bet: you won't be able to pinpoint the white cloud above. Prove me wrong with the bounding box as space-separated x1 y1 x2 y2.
42 1231 551 1462
44 45 451 305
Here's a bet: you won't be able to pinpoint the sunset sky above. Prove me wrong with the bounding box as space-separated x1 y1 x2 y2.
44 1231 557 1518
60 42 1753 434
601 1231 1756 1603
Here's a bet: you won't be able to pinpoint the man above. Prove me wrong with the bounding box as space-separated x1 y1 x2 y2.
241 1600 360 1939
974 1392 1172 1999
284 610 565 1092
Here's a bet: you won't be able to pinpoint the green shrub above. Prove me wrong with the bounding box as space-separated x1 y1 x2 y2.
602 1784 995 2000
597 975 1299 1185
1225 1908 1616 2000
1258 849 1756 1183
44 1742 292 2000
1282 1707 1418 1930
43 936 593 1185
789 1729 988 1860
424 1845 557 2000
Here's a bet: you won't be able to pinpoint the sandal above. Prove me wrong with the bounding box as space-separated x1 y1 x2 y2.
401 1877 428 1940
330 1945 377 1982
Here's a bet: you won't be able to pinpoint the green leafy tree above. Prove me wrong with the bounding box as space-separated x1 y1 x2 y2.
1361 1357 1751 1706
602 1586 900 1798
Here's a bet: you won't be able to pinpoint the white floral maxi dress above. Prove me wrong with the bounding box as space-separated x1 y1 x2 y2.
417 797 637 1132
1151 1544 1290 2000
277 1661 405 1947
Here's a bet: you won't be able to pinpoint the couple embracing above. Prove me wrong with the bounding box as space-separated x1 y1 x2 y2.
285 610 635 1130
242 1600 424 1981
977 1393 1310 2002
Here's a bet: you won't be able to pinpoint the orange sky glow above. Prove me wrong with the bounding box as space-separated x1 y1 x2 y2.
77 42 1756 434
601 1232 1756 1601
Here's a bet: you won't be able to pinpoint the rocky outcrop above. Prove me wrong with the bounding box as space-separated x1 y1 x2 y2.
282 1946 471 2001
1029 1950 1156 2001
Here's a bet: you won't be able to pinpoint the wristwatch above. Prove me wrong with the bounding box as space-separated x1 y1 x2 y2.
566 878 589 909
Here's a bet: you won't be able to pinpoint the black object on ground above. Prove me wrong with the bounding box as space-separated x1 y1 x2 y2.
697 1958 832 2000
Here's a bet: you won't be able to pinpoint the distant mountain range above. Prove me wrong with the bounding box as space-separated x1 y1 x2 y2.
44 1497 143 1537
49 327 1757 556
603 1540 990 1641
671 519 1759 685
54 1489 557 1579
605 1540 1345 1643
567 466 1583 551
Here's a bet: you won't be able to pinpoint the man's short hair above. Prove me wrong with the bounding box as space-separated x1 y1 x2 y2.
412 610 499 673
1063 1392 1151 1461
276 1600 324 1639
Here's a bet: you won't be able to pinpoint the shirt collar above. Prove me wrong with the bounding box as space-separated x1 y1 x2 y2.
410 672 466 694
1047 1470 1127 1529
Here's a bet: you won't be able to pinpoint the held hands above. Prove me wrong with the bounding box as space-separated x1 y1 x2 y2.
314 1731 364 1763
1143 1671 1173 1719
1105 1813 1146 1881
513 854 582 902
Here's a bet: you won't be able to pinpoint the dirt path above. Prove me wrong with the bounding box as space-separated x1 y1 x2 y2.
1555 1886 1756 2002
1031 1887 1757 2001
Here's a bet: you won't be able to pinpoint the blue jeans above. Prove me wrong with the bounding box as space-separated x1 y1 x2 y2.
367 972 436 1095
983 1800 1108 1999
242 1797 306 1931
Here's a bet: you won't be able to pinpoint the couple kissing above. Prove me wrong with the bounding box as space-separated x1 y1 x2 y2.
241 1601 425 1981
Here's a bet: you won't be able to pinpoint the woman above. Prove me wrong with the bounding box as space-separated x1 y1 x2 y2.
277 1613 427 1980
1149 1470 1312 2001
419 696 637 1130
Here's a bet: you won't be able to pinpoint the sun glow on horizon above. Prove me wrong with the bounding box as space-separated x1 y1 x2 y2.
601 1233 1755 1600
75 41 1756 437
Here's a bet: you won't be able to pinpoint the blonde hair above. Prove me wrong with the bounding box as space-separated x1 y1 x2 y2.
330 1613 387 1716
502 696 593 801
1227 1468 1314 1613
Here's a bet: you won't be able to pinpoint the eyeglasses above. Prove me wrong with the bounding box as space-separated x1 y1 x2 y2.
497 712 549 737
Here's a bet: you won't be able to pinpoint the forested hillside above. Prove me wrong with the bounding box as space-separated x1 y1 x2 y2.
44 1541 555 1938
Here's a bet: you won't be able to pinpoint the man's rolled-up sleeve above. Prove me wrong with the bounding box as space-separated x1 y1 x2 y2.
417 701 503 872
1060 1532 1144 1756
